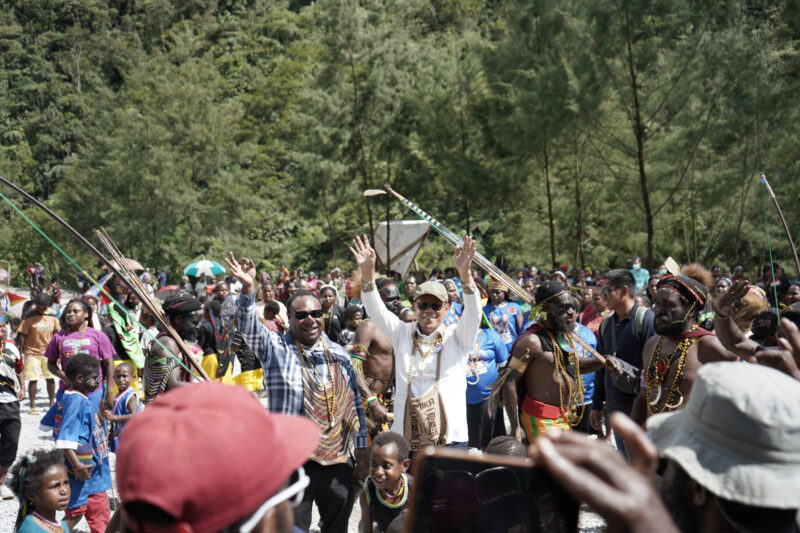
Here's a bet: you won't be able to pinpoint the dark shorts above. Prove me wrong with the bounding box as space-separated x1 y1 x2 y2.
0 401 21 467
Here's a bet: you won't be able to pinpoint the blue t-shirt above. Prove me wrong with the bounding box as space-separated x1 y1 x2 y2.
109 387 139 453
54 389 111 508
466 327 509 404
443 301 464 327
483 302 522 350
566 323 598 404
17 514 69 532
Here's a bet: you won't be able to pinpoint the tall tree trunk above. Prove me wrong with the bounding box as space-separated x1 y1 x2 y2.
625 2 654 269
543 142 556 266
385 204 391 272
572 127 584 268
322 188 337 262
690 159 697 262
465 198 471 236
348 51 374 238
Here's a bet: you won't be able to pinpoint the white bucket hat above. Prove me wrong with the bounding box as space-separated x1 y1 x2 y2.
647 362 800 509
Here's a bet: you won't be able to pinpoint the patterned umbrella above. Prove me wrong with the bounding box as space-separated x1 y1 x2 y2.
184 260 225 278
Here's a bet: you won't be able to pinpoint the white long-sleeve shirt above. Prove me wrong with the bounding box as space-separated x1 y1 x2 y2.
361 284 481 444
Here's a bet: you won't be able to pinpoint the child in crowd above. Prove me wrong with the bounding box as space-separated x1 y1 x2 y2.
341 305 363 346
9 317 21 342
0 314 24 501
104 362 139 453
360 432 412 533
53 354 111 532
9 449 70 532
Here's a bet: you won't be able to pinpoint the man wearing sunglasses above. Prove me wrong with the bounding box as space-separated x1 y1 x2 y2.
117 382 319 533
351 234 481 450
226 253 368 533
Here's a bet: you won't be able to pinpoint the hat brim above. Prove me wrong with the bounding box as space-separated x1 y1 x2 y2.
647 410 800 509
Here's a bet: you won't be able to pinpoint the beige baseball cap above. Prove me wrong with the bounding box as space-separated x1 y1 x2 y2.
414 281 448 303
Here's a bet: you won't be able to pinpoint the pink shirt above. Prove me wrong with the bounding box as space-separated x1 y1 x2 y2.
44 327 115 389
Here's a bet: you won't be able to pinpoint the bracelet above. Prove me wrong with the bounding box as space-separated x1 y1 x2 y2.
715 312 730 320
462 283 477 295
507 351 532 373
362 281 376 293
365 396 378 409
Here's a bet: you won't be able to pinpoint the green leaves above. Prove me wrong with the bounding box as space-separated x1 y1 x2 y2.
1 0 799 288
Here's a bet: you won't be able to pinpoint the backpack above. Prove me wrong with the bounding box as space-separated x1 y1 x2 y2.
598 306 647 394
599 306 647 344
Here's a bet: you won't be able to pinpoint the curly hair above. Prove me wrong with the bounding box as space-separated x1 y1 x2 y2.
9 449 66 529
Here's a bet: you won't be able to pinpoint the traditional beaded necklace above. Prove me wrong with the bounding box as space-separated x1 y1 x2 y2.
645 327 698 416
545 331 584 426
411 331 442 362
296 338 336 428
32 511 63 532
377 473 408 508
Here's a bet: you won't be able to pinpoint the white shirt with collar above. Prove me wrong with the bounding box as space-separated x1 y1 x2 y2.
361 283 481 444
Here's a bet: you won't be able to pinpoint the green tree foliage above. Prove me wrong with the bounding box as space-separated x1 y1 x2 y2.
1 0 799 286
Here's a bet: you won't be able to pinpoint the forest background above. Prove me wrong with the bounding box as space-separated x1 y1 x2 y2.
1 0 800 287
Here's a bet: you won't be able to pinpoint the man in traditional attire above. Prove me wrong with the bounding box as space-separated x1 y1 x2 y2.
497 282 620 443
632 267 736 425
350 278 403 440
351 235 479 451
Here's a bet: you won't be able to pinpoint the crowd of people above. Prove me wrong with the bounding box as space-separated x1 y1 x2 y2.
0 241 799 533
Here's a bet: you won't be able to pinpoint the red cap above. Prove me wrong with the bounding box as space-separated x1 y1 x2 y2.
117 382 319 532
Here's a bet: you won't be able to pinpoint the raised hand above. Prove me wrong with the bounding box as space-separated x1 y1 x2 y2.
226 252 257 294
715 280 749 318
350 235 377 282
534 418 675 533
454 235 476 281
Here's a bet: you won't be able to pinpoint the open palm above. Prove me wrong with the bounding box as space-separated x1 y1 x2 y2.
226 252 256 293
350 235 377 278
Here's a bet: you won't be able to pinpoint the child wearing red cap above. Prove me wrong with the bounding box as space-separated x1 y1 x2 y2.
360 432 413 533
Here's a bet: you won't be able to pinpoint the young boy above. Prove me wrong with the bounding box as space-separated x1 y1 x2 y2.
104 362 139 453
8 317 21 342
360 432 412 533
17 293 59 411
341 305 363 346
53 353 111 532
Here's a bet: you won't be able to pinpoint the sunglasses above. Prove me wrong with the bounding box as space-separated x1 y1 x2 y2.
238 467 309 533
294 310 324 320
416 301 444 311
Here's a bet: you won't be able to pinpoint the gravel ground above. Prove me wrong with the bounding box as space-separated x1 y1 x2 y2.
1 287 605 532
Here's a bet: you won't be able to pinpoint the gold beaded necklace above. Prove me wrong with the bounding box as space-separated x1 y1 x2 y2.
645 329 698 416
296 338 336 427
545 331 584 426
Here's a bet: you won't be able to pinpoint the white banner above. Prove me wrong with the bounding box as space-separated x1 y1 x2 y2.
373 220 431 276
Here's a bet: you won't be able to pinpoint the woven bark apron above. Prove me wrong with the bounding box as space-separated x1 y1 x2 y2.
404 334 448 450
300 343 359 465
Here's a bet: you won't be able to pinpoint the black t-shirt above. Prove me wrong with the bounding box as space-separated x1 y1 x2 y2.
364 474 413 533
